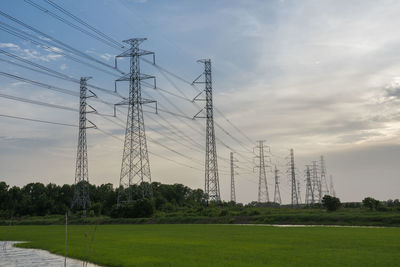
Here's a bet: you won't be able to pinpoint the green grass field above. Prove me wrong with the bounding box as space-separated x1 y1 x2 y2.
1 224 400 266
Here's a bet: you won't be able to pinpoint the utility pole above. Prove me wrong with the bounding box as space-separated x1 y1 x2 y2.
255 141 269 203
193 59 220 202
312 161 321 203
230 152 238 202
320 155 329 196
72 77 96 213
305 165 314 205
289 149 298 206
273 165 281 204
329 175 336 197
297 180 302 204
115 38 157 204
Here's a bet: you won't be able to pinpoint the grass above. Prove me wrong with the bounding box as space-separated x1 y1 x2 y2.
1 224 400 266
1 208 400 226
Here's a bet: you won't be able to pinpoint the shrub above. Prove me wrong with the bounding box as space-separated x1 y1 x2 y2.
110 199 154 218
362 197 380 211
322 195 341 211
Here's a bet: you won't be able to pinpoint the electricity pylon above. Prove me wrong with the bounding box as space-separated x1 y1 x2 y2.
329 175 336 197
72 77 96 212
193 59 220 202
320 155 329 196
255 141 269 203
273 165 281 204
312 161 321 203
115 38 157 204
297 180 302 204
305 165 314 205
230 152 238 202
289 149 299 206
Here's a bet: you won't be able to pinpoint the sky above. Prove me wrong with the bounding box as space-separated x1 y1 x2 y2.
1 0 400 204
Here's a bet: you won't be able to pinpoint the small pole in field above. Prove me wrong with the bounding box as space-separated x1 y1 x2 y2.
64 211 68 267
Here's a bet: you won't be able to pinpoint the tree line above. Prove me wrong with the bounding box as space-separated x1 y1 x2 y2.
0 180 398 219
0 181 204 218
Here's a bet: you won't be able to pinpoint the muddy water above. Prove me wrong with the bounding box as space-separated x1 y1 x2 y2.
0 241 100 267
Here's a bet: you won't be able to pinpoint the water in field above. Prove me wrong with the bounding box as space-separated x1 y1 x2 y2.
0 241 100 267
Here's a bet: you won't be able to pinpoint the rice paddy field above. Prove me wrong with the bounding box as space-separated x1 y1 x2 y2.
1 224 400 266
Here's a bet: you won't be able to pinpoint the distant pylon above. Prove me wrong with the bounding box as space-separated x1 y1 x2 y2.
273 165 281 204
230 152 238 202
289 149 299 206
312 161 321 203
320 155 329 197
297 180 302 204
329 175 336 197
193 59 220 202
115 38 157 204
255 141 269 203
72 77 96 212
305 165 314 205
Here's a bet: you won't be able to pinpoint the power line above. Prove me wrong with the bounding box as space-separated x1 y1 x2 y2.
0 92 78 112
25 0 123 50
0 10 123 74
0 22 119 77
0 49 123 98
0 113 77 127
43 0 124 49
0 71 79 97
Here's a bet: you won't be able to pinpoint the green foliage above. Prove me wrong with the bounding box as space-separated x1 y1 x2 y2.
322 195 341 211
110 199 154 218
363 197 381 211
0 181 205 218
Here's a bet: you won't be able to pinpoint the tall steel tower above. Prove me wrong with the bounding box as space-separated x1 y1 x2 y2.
273 165 281 204
312 161 321 203
320 155 329 196
193 59 220 202
305 165 314 205
115 38 156 203
329 175 336 197
289 149 299 206
297 180 302 204
72 77 96 211
230 152 238 202
255 141 269 203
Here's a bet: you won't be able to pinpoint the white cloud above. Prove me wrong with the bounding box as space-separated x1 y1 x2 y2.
0 43 20 50
100 53 114 61
60 64 67 70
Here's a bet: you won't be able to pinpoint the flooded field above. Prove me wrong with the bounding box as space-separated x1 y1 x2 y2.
0 241 100 267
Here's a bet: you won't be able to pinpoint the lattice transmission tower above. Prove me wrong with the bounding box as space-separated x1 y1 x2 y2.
305 165 314 205
72 77 96 212
297 180 302 204
193 59 220 202
329 175 336 197
312 161 321 203
230 152 238 202
320 155 330 197
289 149 298 206
115 38 157 204
255 141 269 203
273 165 281 204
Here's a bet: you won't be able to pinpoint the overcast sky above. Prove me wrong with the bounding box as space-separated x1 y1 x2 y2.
1 0 400 204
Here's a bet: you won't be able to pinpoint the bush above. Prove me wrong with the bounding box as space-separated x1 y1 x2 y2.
322 195 341 211
362 197 380 211
110 199 154 218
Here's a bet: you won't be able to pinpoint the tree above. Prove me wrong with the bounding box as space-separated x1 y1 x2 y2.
362 197 380 211
322 195 341 211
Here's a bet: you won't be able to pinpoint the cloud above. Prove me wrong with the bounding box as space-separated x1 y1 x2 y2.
60 64 67 70
0 43 20 50
0 42 63 62
100 53 114 61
